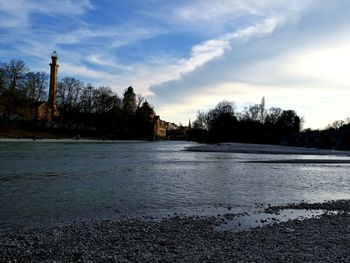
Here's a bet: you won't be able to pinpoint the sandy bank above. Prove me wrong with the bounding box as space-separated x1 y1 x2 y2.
1 200 349 262
186 142 350 156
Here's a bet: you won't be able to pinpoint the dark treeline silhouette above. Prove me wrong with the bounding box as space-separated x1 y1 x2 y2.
2 59 350 148
0 59 48 122
56 80 144 138
0 59 160 139
188 98 350 150
293 119 350 150
188 98 302 145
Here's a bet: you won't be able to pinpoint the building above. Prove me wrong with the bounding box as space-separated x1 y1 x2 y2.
46 51 60 123
135 101 167 138
0 51 59 124
0 97 47 122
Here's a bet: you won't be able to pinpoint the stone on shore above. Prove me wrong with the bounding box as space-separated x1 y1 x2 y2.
1 200 350 262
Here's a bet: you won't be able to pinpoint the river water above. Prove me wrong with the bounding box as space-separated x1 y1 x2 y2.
1 140 350 231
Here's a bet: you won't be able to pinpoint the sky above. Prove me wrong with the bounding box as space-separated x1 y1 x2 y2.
0 0 350 129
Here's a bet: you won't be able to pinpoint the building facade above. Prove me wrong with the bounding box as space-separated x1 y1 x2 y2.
46 51 60 123
0 51 60 124
135 101 167 138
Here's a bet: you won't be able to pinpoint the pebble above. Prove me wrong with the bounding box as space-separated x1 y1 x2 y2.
0 200 349 262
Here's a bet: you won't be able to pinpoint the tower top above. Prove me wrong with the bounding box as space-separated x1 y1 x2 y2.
51 50 58 59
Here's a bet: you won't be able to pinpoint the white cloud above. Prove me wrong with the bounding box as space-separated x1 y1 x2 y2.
61 63 108 80
157 0 313 35
147 0 350 128
0 0 92 28
2 0 350 129
149 17 283 98
53 23 163 48
174 0 311 20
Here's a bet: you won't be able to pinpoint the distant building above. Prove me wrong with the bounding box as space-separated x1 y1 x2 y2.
135 101 167 138
165 122 178 131
0 97 47 122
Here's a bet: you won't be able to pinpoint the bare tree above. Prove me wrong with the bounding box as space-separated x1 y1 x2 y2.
0 63 6 95
136 94 144 108
2 60 28 120
79 84 94 114
214 100 235 115
57 77 83 112
330 120 344 130
6 60 28 93
241 104 260 122
265 107 282 124
25 72 48 101
193 111 209 130
92 86 115 114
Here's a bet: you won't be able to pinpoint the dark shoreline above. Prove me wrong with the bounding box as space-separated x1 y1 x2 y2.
186 142 350 156
244 159 350 164
1 200 349 262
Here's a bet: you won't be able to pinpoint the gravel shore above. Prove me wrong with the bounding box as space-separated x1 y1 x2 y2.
1 200 349 262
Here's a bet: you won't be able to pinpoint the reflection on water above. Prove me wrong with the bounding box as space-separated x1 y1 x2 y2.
0 140 350 231
216 209 329 232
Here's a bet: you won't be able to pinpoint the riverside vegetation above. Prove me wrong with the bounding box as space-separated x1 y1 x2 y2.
2 59 350 149
188 98 350 150
0 59 162 139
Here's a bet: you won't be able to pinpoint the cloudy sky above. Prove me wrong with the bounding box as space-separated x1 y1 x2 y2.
1 0 349 129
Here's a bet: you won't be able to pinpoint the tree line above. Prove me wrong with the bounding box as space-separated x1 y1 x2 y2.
189 98 350 150
0 59 153 138
295 118 350 150
56 80 145 137
2 59 350 148
188 98 302 145
0 59 48 121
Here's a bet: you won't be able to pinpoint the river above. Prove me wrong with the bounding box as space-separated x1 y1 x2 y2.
1 140 350 231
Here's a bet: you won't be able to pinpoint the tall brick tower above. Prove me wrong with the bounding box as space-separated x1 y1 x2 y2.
48 51 59 121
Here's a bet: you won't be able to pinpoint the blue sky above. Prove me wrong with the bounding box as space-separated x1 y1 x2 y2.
1 0 350 129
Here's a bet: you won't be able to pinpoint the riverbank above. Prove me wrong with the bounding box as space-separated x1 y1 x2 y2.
0 127 68 139
186 142 350 156
1 200 349 262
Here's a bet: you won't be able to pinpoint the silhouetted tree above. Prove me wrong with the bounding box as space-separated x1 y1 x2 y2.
6 60 28 93
0 63 6 96
327 120 344 130
24 72 48 101
0 57 164 140
136 94 144 108
57 77 83 128
190 99 302 145
277 110 301 134
336 129 350 150
193 111 209 130
2 60 28 121
194 101 237 142
93 87 115 114
79 84 94 114
265 107 282 125
240 104 260 122
57 77 83 112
